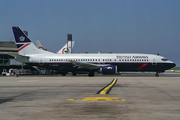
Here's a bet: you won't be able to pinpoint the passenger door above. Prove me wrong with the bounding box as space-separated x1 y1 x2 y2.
39 58 44 65
152 58 157 65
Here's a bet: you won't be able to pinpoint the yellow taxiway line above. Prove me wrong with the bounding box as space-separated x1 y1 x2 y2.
67 97 125 101
99 78 118 94
67 78 125 101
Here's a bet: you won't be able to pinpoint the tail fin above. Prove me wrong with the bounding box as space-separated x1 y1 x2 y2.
36 40 46 51
57 41 75 54
12 27 53 56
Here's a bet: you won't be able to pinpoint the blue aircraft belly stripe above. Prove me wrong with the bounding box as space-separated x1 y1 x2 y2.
25 62 175 73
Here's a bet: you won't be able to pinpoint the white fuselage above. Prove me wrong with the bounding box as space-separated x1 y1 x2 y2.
27 53 172 64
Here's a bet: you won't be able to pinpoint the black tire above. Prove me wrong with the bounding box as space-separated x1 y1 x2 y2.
155 72 159 77
72 72 77 76
16 74 19 77
88 72 94 77
61 73 66 76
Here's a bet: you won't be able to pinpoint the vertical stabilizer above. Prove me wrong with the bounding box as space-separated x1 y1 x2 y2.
12 27 53 55
36 40 46 51
57 41 75 54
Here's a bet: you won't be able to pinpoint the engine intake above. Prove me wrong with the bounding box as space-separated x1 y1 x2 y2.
101 65 117 75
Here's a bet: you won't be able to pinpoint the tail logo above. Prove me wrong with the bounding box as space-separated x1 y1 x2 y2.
62 48 70 54
19 36 25 41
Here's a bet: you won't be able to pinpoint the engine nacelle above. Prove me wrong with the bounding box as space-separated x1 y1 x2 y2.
100 65 117 75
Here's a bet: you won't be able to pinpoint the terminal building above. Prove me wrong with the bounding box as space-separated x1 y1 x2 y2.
0 31 71 75
0 41 29 74
0 41 51 75
0 31 39 75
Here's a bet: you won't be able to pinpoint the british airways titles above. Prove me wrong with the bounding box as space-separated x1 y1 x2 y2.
116 55 148 59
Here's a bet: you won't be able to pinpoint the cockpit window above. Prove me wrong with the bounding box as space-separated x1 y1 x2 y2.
161 58 168 61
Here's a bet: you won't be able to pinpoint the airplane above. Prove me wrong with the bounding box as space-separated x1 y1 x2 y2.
36 40 47 51
10 26 176 77
36 40 75 54
35 40 75 74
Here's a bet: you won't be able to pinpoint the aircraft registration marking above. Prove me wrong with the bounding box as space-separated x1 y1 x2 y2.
67 97 125 101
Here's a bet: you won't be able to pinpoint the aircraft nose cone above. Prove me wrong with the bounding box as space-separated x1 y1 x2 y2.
172 63 176 68
164 63 176 70
168 63 176 69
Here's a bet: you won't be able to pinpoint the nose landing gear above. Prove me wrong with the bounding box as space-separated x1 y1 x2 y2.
155 72 159 77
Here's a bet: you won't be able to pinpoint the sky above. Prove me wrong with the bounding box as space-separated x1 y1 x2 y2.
0 0 180 66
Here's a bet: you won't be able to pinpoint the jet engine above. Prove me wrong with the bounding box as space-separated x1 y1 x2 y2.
100 65 117 75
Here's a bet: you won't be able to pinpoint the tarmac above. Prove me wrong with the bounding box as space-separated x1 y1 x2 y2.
0 72 180 120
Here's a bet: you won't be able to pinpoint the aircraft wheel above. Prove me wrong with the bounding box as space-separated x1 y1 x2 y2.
53 72 58 75
88 72 94 77
155 72 159 77
15 74 19 77
72 72 77 76
61 73 66 76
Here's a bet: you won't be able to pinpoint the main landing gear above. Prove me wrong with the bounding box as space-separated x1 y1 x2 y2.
72 72 77 76
155 72 159 77
61 72 67 76
88 72 94 77
61 73 66 76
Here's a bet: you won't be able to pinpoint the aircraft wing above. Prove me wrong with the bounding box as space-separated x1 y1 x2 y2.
69 60 101 70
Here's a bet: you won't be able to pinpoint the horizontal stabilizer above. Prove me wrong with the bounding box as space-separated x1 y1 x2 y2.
0 52 29 59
